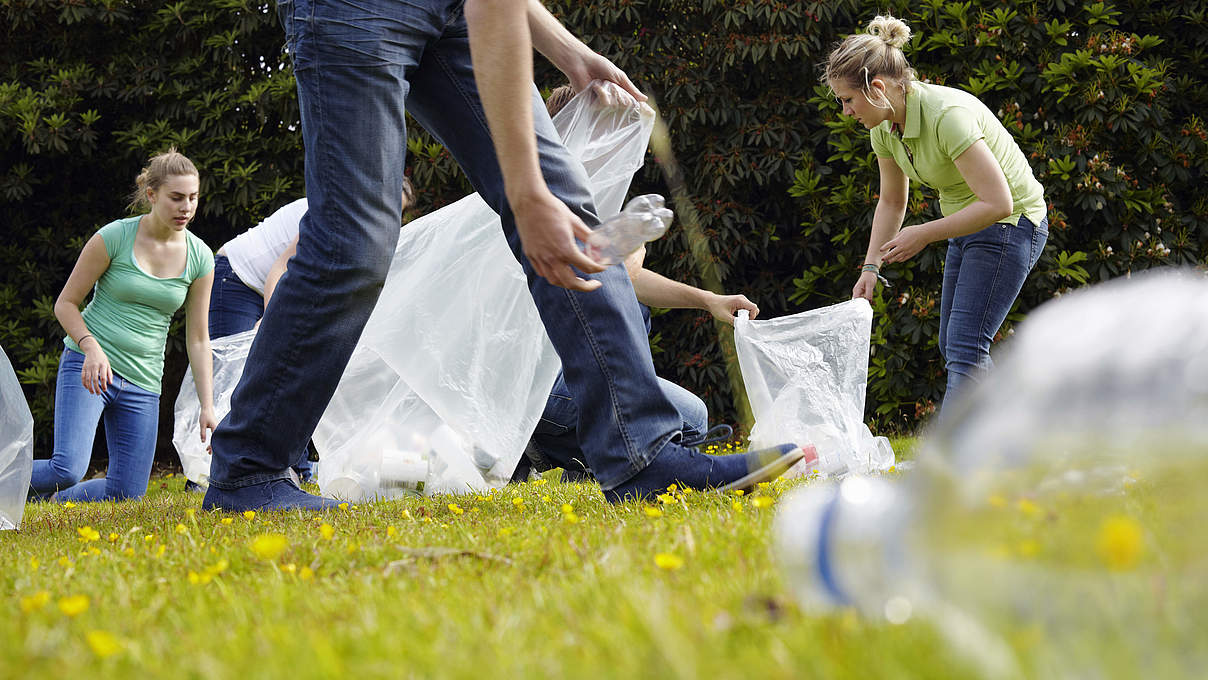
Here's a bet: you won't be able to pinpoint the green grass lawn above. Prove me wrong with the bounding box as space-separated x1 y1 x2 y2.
3 437 988 680
10 434 1198 680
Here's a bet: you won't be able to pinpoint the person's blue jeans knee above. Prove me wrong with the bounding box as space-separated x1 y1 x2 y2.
30 349 160 502
527 372 707 477
938 214 1048 411
209 254 313 480
209 0 681 491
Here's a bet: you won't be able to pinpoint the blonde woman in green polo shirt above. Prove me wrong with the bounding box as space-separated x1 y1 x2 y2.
826 15 1048 412
30 149 217 502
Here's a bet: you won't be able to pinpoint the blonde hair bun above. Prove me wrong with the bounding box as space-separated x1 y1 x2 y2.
867 15 911 49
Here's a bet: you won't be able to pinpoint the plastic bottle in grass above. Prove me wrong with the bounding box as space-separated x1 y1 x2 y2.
584 194 672 265
775 270 1208 680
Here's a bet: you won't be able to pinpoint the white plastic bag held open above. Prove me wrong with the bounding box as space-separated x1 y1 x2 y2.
735 299 893 476
1 346 34 529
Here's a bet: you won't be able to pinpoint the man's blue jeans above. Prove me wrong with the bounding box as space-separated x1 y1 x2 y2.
30 349 160 502
209 254 313 480
939 214 1048 411
208 0 683 491
527 371 708 478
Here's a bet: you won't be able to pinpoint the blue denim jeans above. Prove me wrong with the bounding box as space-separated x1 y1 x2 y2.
526 371 708 478
209 254 313 479
939 214 1048 411
30 349 160 502
209 254 265 337
207 0 682 491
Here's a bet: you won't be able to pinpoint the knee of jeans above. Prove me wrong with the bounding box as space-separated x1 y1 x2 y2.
44 454 88 487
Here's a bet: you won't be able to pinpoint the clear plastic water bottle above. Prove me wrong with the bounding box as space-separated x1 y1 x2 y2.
584 194 672 265
775 271 1208 680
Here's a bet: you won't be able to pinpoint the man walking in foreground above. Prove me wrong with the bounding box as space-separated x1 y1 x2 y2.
203 0 803 511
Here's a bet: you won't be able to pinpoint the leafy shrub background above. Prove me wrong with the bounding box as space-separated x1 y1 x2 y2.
2 0 1205 463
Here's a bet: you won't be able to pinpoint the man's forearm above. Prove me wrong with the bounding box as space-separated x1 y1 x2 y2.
466 0 544 204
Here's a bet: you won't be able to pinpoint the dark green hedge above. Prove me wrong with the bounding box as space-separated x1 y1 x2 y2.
2 0 1205 462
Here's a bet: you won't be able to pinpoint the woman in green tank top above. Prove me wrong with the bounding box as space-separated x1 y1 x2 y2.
30 149 217 502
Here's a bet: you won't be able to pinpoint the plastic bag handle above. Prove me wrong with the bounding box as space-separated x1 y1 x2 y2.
736 309 751 321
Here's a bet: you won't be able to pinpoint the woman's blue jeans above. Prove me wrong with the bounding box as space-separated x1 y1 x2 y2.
30 349 160 502
209 254 313 479
207 0 683 492
939 214 1048 411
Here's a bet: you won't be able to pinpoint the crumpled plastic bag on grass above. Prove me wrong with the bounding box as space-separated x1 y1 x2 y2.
735 298 894 476
0 345 34 529
174 82 656 497
173 329 257 487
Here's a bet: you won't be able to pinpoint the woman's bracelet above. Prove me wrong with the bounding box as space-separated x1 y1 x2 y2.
77 334 94 347
860 263 891 288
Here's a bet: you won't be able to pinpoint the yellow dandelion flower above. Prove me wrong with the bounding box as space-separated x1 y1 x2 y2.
386 526 397 538
319 523 335 540
300 566 314 580
20 591 50 614
644 506 664 518
512 497 524 507
1017 498 1041 517
448 503 464 515
250 533 289 561
1097 515 1144 570
175 524 188 535
144 534 155 542
77 526 100 542
211 559 229 574
283 563 297 574
751 496 774 509
88 547 101 557
563 512 580 524
58 594 90 617
242 511 256 521
667 484 678 493
29 557 39 570
757 482 770 490
155 545 166 558
85 630 124 658
653 553 684 570
498 527 514 538
338 502 349 510
731 500 743 512
107 533 119 542
656 493 675 504
122 548 134 557
221 518 234 525
534 478 548 486
63 502 76 508
187 571 203 585
561 503 574 514
541 495 551 503
731 489 745 497
58 557 73 568
164 472 174 479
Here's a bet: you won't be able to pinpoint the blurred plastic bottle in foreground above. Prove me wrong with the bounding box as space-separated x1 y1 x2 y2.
584 194 672 266
775 270 1208 680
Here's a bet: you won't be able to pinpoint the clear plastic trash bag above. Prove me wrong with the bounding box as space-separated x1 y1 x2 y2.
1 345 34 529
734 298 893 476
173 328 257 487
317 81 655 499
173 82 656 497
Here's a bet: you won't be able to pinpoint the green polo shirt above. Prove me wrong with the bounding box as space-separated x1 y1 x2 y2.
64 217 214 394
870 81 1046 227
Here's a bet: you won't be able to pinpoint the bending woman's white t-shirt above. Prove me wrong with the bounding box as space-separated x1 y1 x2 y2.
221 198 308 294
